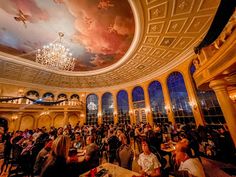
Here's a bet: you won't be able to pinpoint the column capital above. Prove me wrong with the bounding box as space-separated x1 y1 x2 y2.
209 79 228 90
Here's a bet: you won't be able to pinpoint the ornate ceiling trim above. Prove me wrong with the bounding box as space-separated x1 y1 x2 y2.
0 50 195 93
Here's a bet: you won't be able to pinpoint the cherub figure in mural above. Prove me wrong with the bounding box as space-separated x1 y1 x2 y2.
98 0 114 10
14 9 29 28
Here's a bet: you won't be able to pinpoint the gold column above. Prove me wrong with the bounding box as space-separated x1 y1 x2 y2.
64 111 68 127
142 83 153 126
209 79 236 147
127 87 134 124
161 80 175 124
33 113 39 129
17 112 23 130
97 92 103 125
112 91 118 124
183 70 205 126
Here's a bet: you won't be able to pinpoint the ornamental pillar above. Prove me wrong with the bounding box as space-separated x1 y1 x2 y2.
209 79 236 147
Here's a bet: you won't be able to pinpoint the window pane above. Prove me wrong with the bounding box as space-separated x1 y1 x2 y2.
132 86 145 108
190 64 225 126
148 81 168 124
102 92 114 124
167 72 194 124
86 94 98 125
117 90 130 124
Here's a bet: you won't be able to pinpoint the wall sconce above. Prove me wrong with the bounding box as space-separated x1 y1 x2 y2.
129 110 133 115
189 101 197 110
164 106 170 113
145 108 150 114
97 112 102 117
11 114 18 121
80 113 85 117
40 111 50 116
113 112 117 117
230 94 236 102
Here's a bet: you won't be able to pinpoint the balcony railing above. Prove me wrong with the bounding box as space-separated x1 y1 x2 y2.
0 96 84 107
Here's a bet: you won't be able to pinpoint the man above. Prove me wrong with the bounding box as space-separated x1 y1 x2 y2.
138 140 161 177
107 129 121 163
84 135 99 170
175 141 205 177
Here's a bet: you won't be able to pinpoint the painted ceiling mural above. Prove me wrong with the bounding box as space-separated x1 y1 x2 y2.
0 0 135 71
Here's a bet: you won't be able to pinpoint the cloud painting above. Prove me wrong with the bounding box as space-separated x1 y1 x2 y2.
0 0 135 71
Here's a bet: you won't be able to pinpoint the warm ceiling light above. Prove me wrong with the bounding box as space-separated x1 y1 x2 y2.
36 32 75 71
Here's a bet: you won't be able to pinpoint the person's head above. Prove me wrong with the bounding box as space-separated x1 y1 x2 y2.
86 135 94 145
51 135 71 159
117 129 122 136
75 133 81 141
120 134 127 145
57 127 63 135
141 139 151 154
175 140 192 165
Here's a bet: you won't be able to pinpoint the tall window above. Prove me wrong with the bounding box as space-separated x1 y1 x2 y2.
190 64 225 126
132 86 145 108
117 90 130 124
148 81 168 123
167 72 194 124
102 92 114 124
86 94 98 125
132 86 146 123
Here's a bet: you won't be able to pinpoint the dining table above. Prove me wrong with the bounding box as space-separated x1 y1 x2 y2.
80 162 141 177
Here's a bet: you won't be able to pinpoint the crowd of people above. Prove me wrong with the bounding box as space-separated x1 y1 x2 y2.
0 121 235 177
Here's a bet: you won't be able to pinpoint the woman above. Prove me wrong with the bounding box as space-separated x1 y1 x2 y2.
40 135 71 177
138 140 161 177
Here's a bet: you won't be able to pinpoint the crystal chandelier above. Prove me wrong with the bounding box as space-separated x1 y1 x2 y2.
36 32 75 71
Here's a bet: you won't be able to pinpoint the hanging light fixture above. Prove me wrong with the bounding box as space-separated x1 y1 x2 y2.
36 32 75 71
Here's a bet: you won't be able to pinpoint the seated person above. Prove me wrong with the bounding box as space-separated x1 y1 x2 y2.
72 133 83 150
175 142 205 177
116 135 134 170
34 139 53 175
138 139 161 177
84 136 99 170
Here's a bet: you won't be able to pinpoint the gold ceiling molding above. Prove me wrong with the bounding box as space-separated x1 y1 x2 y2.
0 0 220 89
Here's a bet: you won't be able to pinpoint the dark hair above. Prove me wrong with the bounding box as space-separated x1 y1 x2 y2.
141 138 151 150
180 145 193 158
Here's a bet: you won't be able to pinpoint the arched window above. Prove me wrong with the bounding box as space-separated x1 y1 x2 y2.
117 90 130 124
132 86 146 123
57 93 67 100
167 72 194 124
26 90 39 98
86 94 98 125
42 92 54 101
70 94 79 100
102 92 114 124
148 81 167 124
190 64 225 126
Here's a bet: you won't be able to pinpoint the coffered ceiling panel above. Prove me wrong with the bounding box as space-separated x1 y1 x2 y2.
0 0 220 89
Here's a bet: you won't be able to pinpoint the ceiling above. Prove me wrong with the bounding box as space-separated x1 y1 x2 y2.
0 0 220 89
0 0 135 72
